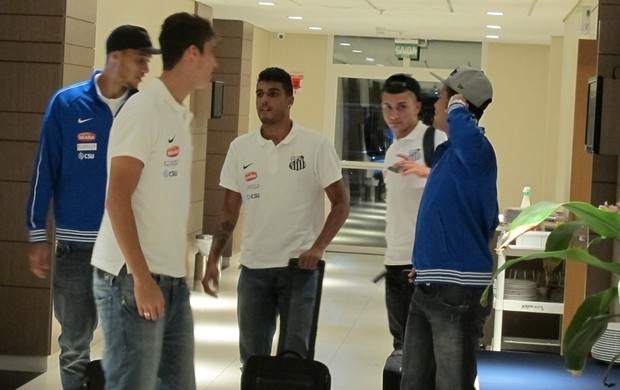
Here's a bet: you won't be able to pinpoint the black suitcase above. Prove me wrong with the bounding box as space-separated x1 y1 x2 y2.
241 258 330 390
382 269 415 390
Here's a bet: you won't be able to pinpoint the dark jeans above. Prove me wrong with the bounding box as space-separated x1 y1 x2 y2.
401 284 491 390
53 242 98 390
237 265 319 365
385 265 413 350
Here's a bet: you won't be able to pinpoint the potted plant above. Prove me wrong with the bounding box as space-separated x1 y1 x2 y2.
483 201 620 378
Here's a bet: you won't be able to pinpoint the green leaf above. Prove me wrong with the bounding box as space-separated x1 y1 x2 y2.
498 202 562 248
563 202 620 239
542 221 586 268
563 288 617 374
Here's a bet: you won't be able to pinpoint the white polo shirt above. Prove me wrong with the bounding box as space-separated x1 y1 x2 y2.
220 123 342 269
383 121 447 266
92 78 193 277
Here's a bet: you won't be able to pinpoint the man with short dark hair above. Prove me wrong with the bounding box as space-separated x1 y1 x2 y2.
380 73 446 355
25 24 158 390
401 66 498 390
202 67 349 365
91 13 217 389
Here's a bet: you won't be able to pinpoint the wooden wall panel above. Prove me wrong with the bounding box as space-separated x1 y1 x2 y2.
0 242 50 288
0 141 38 182
0 113 44 142
0 63 62 113
0 287 52 355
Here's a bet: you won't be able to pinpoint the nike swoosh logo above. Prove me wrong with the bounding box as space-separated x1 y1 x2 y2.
168 136 176 143
243 163 253 169
78 118 93 124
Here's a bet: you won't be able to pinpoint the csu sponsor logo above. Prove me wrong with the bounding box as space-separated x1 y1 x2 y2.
77 143 97 151
78 152 95 160
246 193 260 200
166 146 180 158
78 132 96 142
409 148 421 161
245 171 257 181
163 170 178 178
289 155 305 171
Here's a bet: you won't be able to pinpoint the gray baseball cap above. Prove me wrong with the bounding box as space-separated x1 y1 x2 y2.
431 66 493 108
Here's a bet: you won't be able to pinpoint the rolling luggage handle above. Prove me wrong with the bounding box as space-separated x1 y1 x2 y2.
277 258 325 360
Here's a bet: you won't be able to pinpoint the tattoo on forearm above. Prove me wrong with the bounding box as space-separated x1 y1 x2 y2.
213 220 235 252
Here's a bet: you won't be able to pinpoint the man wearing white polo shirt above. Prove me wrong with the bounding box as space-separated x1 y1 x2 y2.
202 67 349 365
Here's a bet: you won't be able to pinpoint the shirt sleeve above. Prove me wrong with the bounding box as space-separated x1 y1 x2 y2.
25 95 64 242
219 140 241 192
314 136 343 188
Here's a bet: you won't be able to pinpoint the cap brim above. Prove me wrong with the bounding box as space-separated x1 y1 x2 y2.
430 71 447 85
142 47 161 55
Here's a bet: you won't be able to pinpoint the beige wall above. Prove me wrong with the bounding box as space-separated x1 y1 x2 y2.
484 43 556 210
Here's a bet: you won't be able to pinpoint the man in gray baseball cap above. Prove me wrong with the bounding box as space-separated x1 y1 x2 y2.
401 66 498 389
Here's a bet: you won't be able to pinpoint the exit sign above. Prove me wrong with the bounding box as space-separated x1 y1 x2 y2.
394 39 420 61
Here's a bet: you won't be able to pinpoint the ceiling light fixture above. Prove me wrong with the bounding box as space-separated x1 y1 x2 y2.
339 42 351 46
486 34 500 39
352 49 362 53
487 11 504 16
309 26 322 30
258 2 276 5
487 25 501 29
288 16 303 20
365 57 375 62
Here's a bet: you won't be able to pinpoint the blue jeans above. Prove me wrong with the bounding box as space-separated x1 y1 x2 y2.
53 242 98 390
237 265 319 365
401 284 491 390
93 266 195 390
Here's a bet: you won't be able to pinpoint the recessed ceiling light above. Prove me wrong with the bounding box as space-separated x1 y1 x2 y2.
258 2 275 5
486 34 500 39
487 25 502 29
339 42 351 46
365 57 375 62
377 64 385 67
288 16 303 20
352 49 362 53
309 26 322 30
487 11 504 16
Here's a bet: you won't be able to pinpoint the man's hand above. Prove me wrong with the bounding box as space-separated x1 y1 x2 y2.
393 153 431 178
297 247 323 269
28 243 51 279
134 275 165 321
202 260 220 297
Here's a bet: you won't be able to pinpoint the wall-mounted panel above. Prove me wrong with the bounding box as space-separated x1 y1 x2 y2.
65 17 96 48
0 42 63 63
0 141 38 182
0 182 32 242
0 15 64 42
0 113 44 142
0 242 50 288
600 78 620 155
66 0 96 23
0 63 62 113
0 286 52 355
0 0 65 16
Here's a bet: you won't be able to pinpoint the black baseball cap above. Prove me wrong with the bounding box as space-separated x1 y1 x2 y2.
382 73 421 101
106 25 161 54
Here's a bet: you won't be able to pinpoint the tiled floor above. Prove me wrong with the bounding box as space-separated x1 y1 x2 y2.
18 252 393 390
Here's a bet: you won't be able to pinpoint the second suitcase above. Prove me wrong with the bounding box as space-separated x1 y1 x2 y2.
241 350 331 390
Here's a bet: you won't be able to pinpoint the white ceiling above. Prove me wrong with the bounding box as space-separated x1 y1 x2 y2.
199 0 585 45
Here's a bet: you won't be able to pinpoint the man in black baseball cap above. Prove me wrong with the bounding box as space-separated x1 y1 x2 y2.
25 24 159 389
106 24 161 54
